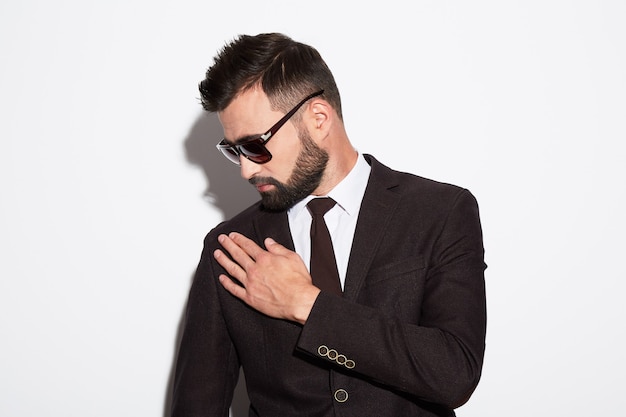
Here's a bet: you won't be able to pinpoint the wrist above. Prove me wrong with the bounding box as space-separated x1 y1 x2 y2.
292 286 321 325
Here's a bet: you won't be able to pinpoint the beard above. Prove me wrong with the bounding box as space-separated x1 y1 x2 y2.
249 131 329 212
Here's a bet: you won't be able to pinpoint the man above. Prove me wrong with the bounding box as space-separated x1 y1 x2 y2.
172 33 486 417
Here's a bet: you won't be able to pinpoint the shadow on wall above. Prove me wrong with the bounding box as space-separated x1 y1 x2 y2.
163 112 257 417
184 111 259 220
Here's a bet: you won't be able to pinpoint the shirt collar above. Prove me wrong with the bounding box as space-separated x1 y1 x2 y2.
289 153 371 218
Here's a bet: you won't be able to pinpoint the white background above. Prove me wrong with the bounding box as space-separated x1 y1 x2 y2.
1 1 624 416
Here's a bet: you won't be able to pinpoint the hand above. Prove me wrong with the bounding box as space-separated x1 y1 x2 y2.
214 232 321 324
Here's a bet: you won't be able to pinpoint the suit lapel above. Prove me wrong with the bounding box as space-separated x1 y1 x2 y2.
343 156 401 300
252 209 295 251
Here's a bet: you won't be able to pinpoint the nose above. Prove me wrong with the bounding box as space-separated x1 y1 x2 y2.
239 156 261 180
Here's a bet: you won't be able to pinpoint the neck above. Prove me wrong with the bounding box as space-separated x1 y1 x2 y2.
314 144 358 196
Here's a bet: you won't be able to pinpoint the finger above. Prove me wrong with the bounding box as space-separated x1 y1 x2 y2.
265 238 307 266
219 274 247 300
214 248 247 282
218 234 255 270
229 232 266 260
264 237 290 255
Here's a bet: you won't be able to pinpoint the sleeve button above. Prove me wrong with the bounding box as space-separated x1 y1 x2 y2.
318 345 329 356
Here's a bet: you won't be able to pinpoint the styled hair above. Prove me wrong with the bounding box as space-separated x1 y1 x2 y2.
199 33 343 120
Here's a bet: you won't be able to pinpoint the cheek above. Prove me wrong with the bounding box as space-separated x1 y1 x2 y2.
268 140 302 180
271 162 297 185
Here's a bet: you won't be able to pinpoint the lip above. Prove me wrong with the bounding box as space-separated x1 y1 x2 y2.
255 183 275 193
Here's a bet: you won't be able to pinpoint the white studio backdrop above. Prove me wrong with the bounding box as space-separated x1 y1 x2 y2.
1 1 624 416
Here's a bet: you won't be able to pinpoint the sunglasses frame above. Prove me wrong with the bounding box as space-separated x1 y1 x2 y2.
216 89 325 165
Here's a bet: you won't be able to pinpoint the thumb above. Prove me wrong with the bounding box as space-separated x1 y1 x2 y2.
265 237 287 253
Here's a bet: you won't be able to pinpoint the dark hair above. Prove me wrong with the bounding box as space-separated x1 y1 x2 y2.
199 33 343 120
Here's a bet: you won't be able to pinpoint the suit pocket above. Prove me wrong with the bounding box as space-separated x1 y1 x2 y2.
364 256 426 286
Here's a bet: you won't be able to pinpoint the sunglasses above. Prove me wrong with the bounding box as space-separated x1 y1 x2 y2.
216 90 324 165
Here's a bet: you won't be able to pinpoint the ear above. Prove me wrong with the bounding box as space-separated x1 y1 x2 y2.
306 99 332 141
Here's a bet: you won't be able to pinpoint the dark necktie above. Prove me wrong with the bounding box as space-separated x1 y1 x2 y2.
307 198 342 296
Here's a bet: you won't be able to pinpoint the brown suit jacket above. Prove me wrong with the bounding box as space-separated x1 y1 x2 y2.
171 155 487 417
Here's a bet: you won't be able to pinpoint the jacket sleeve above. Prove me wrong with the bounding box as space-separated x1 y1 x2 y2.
296 189 487 409
170 236 240 417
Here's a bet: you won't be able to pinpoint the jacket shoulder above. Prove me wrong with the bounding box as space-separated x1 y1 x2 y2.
366 154 475 206
204 201 263 242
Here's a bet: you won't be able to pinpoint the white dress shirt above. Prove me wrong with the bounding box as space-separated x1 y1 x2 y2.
287 153 371 289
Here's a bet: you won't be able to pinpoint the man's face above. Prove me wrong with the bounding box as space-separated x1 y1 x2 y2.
218 88 328 211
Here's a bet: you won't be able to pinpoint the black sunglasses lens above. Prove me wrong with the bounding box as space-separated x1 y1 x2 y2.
240 141 271 163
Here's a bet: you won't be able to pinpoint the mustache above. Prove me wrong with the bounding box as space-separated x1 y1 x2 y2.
249 176 282 187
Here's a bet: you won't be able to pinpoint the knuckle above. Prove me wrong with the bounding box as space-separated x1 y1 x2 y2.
246 263 260 279
227 262 239 275
255 252 270 265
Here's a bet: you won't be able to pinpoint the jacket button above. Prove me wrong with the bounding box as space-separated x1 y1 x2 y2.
334 388 348 403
